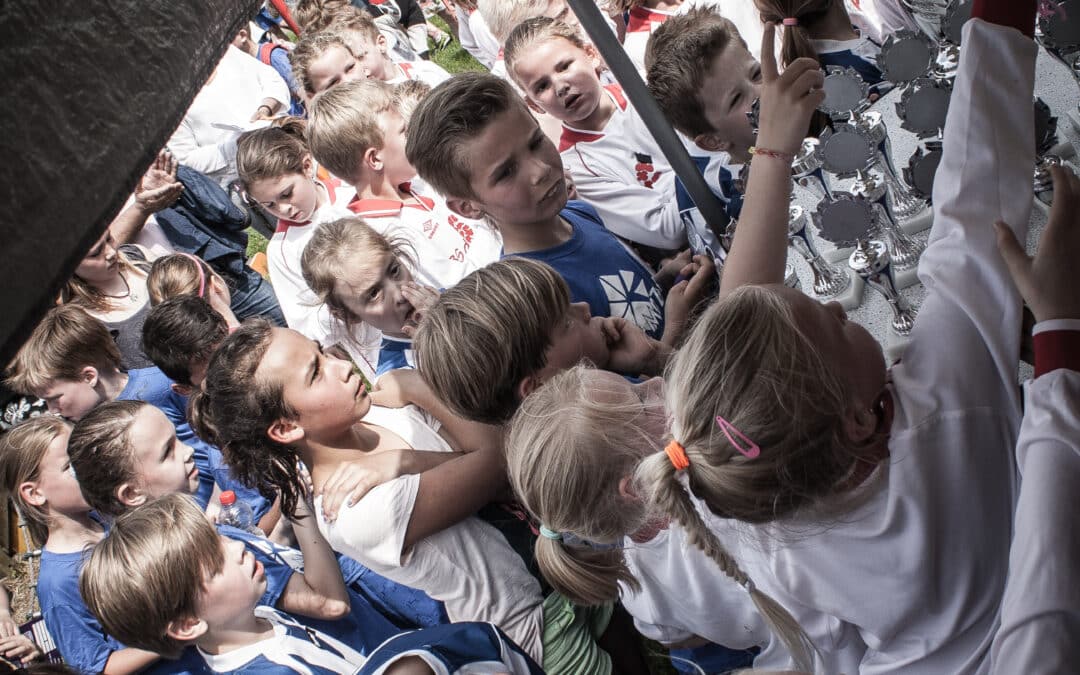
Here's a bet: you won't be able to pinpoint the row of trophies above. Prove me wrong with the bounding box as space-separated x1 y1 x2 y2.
732 0 1077 339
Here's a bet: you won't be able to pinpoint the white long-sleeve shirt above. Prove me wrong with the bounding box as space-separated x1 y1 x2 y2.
167 46 290 189
727 19 1035 674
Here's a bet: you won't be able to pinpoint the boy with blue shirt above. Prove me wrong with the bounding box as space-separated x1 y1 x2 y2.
405 72 708 349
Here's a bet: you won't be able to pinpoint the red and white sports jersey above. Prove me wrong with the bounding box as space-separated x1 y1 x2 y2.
387 59 452 87
346 184 502 290
558 84 685 249
622 5 679 73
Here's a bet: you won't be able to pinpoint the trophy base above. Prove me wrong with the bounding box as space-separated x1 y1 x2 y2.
823 249 921 290
828 271 865 312
899 207 934 236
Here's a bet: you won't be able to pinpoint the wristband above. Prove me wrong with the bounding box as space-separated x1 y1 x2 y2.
749 145 794 163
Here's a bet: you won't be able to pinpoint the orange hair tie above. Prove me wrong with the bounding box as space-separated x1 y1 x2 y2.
665 440 690 471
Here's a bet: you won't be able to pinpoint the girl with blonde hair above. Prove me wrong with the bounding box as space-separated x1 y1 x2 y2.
146 252 240 329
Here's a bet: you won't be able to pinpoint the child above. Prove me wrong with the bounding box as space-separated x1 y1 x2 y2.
754 0 889 91
147 252 242 330
235 119 354 344
81 494 541 675
505 17 689 250
67 400 443 636
190 320 646 673
392 79 431 123
0 417 203 674
232 24 306 116
406 72 711 346
416 257 686 424
450 0 500 68
301 217 442 376
306 79 502 291
636 4 1040 671
142 295 229 395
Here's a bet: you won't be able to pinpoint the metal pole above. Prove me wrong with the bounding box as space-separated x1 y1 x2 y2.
564 0 731 237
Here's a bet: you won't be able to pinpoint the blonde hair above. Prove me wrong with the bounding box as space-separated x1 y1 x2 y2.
393 79 432 125
67 400 147 518
236 117 311 193
5 305 122 395
294 0 361 32
0 416 72 548
307 79 397 184
291 25 377 97
146 253 220 306
415 258 568 424
505 365 652 606
478 0 550 42
504 17 591 89
79 493 224 658
301 217 415 329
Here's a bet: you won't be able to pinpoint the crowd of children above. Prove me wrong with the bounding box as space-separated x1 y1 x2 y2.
1 0 1078 673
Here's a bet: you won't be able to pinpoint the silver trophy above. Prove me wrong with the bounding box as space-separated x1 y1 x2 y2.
877 30 937 84
813 193 919 335
820 66 871 121
904 139 944 203
784 263 802 291
788 204 851 297
1036 0 1080 128
792 137 834 203
852 169 925 270
901 0 972 79
1034 155 1063 206
896 77 953 138
856 111 928 219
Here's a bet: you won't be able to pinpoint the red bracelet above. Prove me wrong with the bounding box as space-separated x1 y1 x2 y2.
749 145 794 163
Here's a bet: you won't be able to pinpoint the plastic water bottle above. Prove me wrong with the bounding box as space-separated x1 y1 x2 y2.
218 491 263 535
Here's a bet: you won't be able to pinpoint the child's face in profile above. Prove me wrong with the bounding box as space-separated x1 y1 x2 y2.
349 31 393 82
35 376 103 421
307 44 367 94
695 40 763 158
376 109 417 187
196 536 267 627
76 230 120 285
126 405 201 499
538 302 611 378
455 104 568 227
337 251 416 336
513 37 606 125
35 427 91 516
248 159 321 224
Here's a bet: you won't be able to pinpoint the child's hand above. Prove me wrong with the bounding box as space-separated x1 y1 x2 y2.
655 249 694 291
319 450 410 521
603 317 663 375
0 611 16 639
135 149 182 213
662 254 717 344
401 283 441 338
755 23 826 157
996 165 1080 322
0 634 39 664
370 369 420 408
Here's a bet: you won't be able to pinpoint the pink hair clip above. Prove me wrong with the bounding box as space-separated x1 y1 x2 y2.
715 415 760 459
178 252 207 298
782 17 799 26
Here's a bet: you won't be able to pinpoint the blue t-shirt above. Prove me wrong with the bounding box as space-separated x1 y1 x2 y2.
375 336 416 377
119 367 270 519
337 553 447 629
509 201 666 340
38 548 209 674
358 622 544 675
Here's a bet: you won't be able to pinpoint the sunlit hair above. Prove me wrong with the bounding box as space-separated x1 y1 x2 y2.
291 29 364 97
142 296 228 387
5 305 121 395
189 320 304 518
67 400 148 518
0 416 72 548
406 72 528 201
504 17 591 89
415 258 568 424
478 0 550 42
79 493 224 658
62 243 149 313
146 253 220 306
505 365 651 605
392 79 432 126
294 0 362 32
307 79 397 185
645 7 746 138
301 217 415 329
236 117 311 195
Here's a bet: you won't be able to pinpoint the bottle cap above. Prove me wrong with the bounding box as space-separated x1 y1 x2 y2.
219 490 237 506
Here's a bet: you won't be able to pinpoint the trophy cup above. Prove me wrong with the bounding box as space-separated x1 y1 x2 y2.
1034 155 1063 207
900 0 972 79
820 67 871 121
1036 0 1080 133
904 139 944 203
896 77 953 138
792 138 835 203
877 30 937 85
788 205 853 300
856 111 929 220
814 193 919 337
852 170 925 271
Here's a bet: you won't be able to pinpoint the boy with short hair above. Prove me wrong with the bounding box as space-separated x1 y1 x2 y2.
415 258 679 425
142 295 229 395
306 79 502 290
406 72 712 345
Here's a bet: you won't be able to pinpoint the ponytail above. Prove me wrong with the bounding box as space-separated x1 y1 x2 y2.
754 0 834 69
534 533 639 607
635 451 818 673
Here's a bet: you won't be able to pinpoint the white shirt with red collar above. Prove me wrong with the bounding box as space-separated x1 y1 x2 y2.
559 83 686 249
346 184 502 290
386 59 452 87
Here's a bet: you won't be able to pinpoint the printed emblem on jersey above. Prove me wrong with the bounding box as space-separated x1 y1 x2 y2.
447 215 474 251
422 218 438 239
599 269 663 333
634 152 662 189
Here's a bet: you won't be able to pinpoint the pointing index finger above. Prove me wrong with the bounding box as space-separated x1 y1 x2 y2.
760 22 779 83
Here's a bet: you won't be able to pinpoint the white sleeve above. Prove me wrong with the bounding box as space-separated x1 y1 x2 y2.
167 117 236 176
468 11 501 68
407 23 429 56
245 49 291 109
990 369 1080 674
322 475 420 569
570 169 688 249
454 7 484 66
895 19 1035 418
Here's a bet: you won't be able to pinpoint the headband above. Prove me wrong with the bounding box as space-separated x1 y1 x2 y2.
178 252 207 298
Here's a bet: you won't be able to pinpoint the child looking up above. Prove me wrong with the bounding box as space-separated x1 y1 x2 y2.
0 417 201 674
637 4 1041 671
301 217 441 376
306 79 502 291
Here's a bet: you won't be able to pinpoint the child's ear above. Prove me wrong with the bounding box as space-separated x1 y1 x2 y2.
444 197 485 221
617 476 641 502
517 374 540 402
267 419 305 445
693 133 730 154
80 366 100 388
170 383 194 397
19 481 45 508
165 616 208 643
842 405 878 447
117 483 148 509
364 146 383 173
302 154 315 179
523 96 547 116
377 34 389 53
